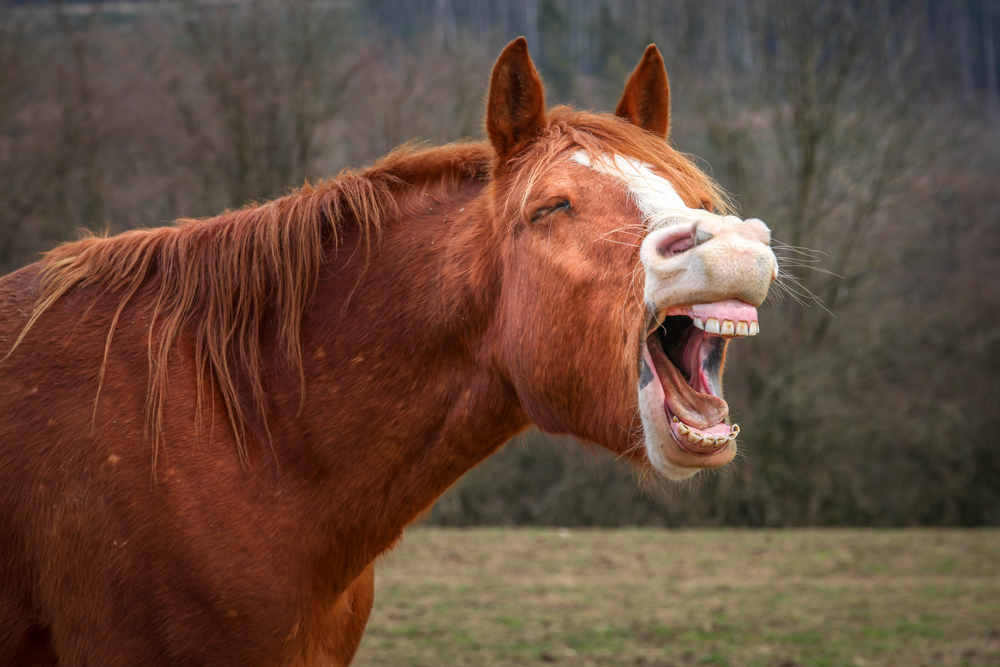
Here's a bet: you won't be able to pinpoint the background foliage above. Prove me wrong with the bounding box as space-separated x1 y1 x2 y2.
2 0 998 526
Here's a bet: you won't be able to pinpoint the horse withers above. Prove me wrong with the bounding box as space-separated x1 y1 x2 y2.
0 39 776 666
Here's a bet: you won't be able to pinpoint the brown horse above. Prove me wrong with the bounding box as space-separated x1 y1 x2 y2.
0 39 776 666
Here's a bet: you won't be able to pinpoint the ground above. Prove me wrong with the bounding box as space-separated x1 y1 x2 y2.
353 527 1000 667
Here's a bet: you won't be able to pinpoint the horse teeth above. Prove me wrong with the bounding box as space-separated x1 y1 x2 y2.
672 416 679 424
687 431 703 445
677 423 690 435
749 321 759 336
693 317 704 330
705 318 720 335
721 320 735 335
736 321 749 336
729 424 740 435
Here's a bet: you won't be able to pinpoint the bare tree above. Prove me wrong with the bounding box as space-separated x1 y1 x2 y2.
348 30 494 161
0 2 102 271
156 0 364 209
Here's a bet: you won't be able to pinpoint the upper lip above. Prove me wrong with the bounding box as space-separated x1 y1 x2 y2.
646 300 760 340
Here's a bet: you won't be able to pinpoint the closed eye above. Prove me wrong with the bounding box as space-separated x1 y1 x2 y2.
530 199 571 223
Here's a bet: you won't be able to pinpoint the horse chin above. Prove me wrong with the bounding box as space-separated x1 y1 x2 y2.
637 301 757 479
637 359 736 480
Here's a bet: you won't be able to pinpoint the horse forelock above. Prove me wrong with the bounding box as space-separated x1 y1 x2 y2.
499 107 730 222
10 142 492 467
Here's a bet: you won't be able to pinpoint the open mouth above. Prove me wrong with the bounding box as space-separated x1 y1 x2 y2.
642 298 758 456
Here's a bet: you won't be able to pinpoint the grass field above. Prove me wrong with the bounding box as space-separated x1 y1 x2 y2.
353 528 1000 667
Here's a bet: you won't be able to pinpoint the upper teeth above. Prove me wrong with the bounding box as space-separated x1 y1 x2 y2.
693 317 758 337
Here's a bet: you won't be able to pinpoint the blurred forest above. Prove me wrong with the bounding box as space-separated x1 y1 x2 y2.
1 0 998 526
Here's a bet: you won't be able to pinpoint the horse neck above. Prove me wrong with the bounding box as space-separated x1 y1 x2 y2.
266 178 527 558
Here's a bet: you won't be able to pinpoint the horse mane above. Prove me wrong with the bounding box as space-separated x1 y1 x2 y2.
6 112 725 468
6 142 491 466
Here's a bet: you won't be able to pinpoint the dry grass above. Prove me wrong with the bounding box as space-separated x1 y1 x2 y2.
354 528 1000 667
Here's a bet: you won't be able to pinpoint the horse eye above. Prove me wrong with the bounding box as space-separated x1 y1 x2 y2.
530 199 571 223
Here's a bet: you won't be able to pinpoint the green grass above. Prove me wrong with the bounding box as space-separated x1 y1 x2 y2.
353 528 1000 666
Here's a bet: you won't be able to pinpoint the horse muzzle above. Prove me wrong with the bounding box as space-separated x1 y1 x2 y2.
640 209 777 312
637 208 777 480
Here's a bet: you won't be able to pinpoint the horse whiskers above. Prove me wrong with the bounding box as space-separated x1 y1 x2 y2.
616 412 644 447
617 259 647 370
596 237 644 249
775 258 844 279
621 260 645 330
769 273 834 315
597 226 647 240
771 239 827 258
616 415 647 459
773 271 821 302
768 279 807 307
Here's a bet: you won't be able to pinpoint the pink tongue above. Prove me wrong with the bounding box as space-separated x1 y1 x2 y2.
649 345 728 429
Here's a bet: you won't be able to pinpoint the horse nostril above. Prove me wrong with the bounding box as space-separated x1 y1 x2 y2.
650 223 716 259
658 236 693 257
655 229 696 258
694 229 715 246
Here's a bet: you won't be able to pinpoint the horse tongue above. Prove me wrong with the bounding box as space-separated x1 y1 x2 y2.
654 351 728 429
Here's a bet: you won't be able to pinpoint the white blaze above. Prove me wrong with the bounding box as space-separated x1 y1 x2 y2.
570 150 688 219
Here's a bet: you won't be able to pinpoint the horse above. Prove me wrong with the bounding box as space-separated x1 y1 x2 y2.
0 38 777 666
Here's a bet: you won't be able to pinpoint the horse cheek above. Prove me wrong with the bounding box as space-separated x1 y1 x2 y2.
496 260 560 431
501 255 607 439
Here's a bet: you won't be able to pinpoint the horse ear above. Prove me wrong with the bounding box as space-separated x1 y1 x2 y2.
486 37 547 158
615 45 671 139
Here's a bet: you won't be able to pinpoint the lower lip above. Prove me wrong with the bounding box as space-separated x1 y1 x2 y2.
643 343 730 458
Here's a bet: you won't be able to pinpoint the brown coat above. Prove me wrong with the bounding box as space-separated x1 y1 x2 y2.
0 40 747 666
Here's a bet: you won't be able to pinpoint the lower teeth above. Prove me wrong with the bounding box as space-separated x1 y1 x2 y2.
675 421 740 446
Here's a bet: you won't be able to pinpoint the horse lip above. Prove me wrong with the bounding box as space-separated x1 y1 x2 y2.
667 423 734 457
638 338 737 474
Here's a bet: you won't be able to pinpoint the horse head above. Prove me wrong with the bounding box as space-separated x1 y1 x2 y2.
485 39 777 480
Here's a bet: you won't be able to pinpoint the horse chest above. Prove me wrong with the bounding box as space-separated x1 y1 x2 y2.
283 564 376 667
